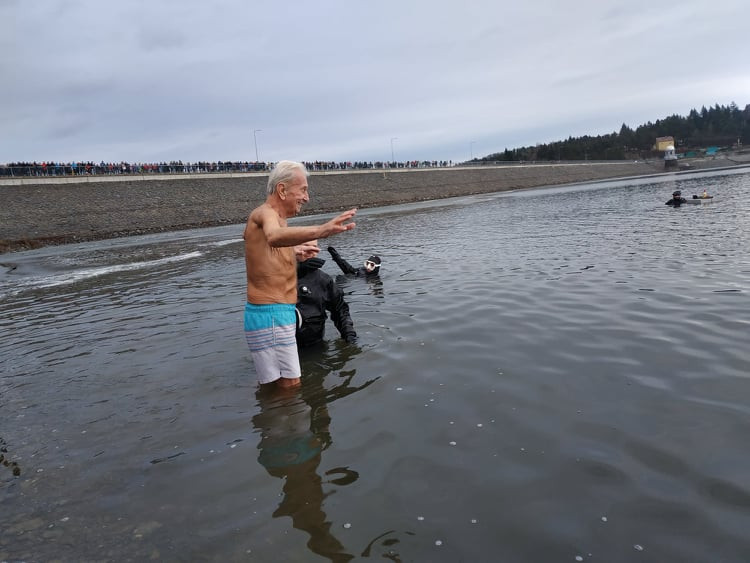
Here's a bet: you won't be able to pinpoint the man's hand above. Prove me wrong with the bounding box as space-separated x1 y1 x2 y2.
294 241 320 262
322 208 356 237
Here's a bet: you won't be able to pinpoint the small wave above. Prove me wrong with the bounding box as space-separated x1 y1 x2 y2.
200 238 242 248
0 251 203 297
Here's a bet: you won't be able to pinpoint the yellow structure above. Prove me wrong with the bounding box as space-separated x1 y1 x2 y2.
655 136 675 152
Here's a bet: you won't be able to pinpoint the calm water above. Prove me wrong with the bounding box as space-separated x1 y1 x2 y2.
2 168 749 562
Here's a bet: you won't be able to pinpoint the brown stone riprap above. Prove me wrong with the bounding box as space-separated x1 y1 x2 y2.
0 159 738 253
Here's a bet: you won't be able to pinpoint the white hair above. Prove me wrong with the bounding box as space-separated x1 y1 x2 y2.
266 161 309 196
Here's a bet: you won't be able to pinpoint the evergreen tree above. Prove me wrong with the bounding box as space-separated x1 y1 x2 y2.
481 103 749 162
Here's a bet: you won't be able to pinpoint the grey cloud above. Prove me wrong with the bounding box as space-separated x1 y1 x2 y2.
2 0 749 164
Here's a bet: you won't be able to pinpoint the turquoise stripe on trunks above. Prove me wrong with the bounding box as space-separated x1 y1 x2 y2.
244 303 297 332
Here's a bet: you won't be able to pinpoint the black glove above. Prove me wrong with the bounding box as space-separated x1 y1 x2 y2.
328 246 355 274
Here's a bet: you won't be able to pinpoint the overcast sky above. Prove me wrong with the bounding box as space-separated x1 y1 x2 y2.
3 0 749 164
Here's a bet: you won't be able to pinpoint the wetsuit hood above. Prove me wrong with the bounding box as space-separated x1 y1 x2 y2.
365 255 381 275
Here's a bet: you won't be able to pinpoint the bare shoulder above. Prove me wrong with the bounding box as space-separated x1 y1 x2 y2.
251 203 282 226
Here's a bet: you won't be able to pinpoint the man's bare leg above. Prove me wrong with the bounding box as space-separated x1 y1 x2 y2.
276 377 301 389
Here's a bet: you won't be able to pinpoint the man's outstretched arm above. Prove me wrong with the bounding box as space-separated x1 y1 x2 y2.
327 246 357 275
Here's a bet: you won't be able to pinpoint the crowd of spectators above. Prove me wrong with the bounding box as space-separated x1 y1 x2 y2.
0 160 269 177
303 160 452 170
1 159 454 177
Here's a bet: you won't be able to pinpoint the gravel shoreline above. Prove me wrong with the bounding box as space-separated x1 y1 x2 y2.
2 158 747 254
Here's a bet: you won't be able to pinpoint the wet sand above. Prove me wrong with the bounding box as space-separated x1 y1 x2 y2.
1 158 747 253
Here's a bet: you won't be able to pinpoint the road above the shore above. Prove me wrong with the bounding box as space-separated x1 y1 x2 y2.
2 159 748 254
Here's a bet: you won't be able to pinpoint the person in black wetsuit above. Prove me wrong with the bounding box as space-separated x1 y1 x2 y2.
327 246 381 278
665 190 687 206
294 241 356 347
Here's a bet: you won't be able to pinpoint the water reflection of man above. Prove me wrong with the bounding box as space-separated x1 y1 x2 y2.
252 349 378 562
254 390 349 561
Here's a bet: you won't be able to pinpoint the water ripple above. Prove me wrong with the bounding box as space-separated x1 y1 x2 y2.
2 169 750 561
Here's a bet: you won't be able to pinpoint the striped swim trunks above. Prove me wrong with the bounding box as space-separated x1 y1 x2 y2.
244 303 301 385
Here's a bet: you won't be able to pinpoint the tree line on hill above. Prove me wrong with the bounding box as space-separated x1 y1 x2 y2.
481 102 750 162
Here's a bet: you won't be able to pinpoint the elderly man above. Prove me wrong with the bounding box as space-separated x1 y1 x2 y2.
244 160 356 389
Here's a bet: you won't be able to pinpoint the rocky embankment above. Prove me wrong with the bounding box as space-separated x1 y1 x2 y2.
1 157 746 253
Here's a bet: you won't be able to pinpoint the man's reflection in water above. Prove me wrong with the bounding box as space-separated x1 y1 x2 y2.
366 277 384 298
253 340 378 563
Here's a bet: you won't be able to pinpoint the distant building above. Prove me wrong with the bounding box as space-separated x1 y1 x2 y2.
655 136 675 152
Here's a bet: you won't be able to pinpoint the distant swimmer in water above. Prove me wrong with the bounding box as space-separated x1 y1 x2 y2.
665 190 687 206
